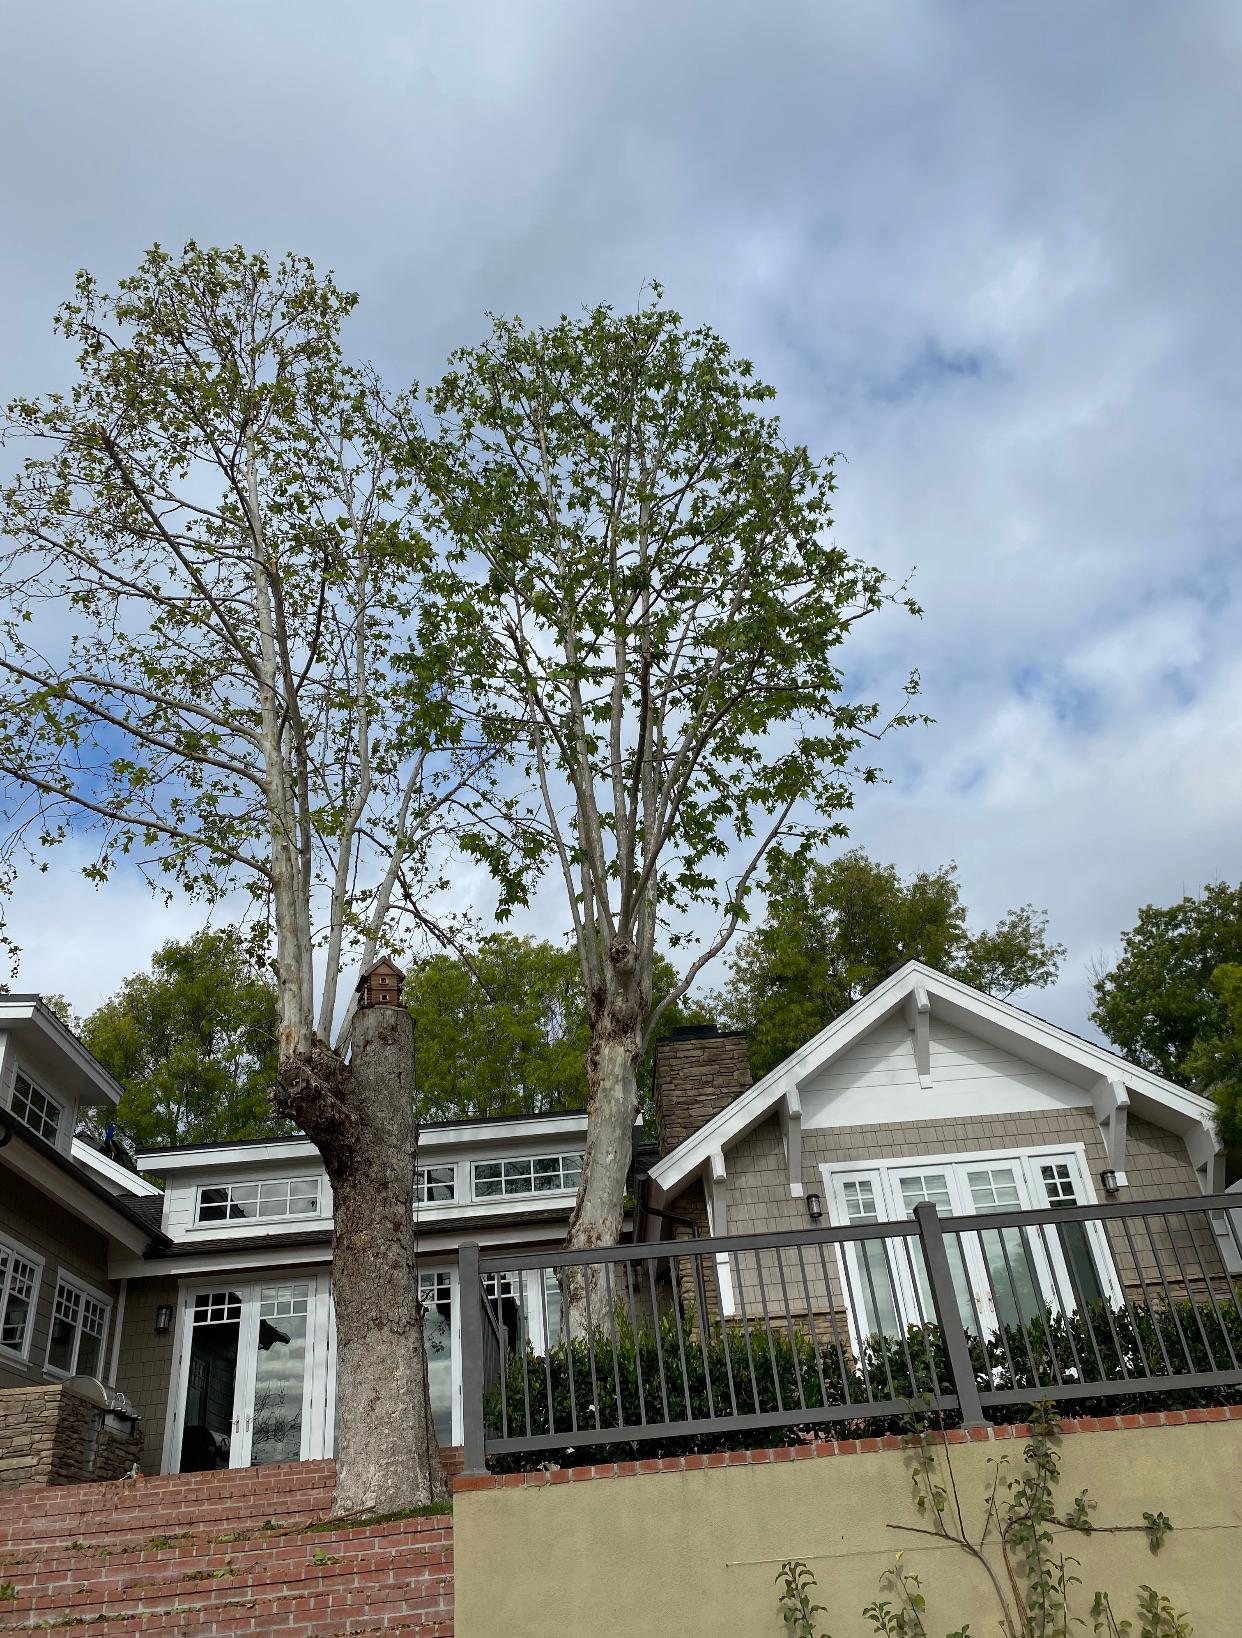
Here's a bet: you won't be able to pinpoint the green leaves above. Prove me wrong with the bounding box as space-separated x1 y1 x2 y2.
711 850 1065 1080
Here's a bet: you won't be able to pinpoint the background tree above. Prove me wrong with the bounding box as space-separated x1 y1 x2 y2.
712 849 1065 1078
0 244 469 1514
406 934 703 1123
420 293 920 1278
1185 964 1242 1149
1091 883 1242 1084
80 929 281 1148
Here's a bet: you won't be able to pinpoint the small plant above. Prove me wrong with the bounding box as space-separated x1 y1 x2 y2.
310 1547 341 1566
776 1560 829 1636
775 1405 1189 1637
0 1581 16 1601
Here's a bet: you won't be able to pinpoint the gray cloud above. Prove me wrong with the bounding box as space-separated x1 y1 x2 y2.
2 1 1240 1033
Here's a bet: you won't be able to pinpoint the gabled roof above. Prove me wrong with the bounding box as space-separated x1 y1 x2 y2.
648 960 1218 1203
0 994 124 1108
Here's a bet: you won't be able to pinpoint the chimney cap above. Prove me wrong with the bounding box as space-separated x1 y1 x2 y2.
665 1023 721 1042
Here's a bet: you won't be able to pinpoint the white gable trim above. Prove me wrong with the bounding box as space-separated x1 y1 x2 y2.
649 961 1220 1205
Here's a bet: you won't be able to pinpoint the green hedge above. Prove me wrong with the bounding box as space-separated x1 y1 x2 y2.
483 1296 1242 1471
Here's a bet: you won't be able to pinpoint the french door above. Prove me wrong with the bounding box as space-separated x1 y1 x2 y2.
826 1148 1120 1349
169 1275 332 1473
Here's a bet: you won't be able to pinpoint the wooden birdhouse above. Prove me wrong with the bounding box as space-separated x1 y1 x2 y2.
356 957 406 1010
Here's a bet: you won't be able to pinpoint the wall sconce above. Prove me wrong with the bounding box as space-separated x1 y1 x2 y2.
806 1191 823 1222
1099 1170 1120 1196
154 1304 173 1335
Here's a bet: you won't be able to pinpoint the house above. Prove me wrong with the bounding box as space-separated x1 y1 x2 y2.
0 959 1231 1488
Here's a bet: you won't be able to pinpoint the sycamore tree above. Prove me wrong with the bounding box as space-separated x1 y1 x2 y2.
713 849 1065 1078
0 244 475 1514
417 294 921 1292
406 933 704 1123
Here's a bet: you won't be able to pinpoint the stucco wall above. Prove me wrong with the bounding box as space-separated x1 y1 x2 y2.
454 1418 1242 1638
0 1168 116 1390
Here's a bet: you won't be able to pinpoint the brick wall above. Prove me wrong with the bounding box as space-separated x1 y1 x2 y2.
654 1027 751 1158
0 1383 143 1488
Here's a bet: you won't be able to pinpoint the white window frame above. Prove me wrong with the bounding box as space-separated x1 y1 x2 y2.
822 1143 1121 1350
9 1068 66 1148
44 1271 112 1380
194 1176 322 1226
471 1152 584 1200
0 1232 44 1364
415 1164 457 1205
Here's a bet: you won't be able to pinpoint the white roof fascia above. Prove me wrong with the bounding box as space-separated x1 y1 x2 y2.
71 1139 163 1197
649 960 1219 1202
0 997 124 1108
138 1111 594 1176
1 1142 151 1257
111 1212 591 1281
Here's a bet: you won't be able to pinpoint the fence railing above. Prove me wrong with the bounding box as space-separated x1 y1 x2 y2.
458 1192 1242 1473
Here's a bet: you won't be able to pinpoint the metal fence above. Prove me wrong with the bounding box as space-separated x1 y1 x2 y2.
458 1192 1242 1473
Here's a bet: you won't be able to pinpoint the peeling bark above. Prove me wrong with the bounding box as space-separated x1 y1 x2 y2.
274 1009 447 1516
564 943 644 1330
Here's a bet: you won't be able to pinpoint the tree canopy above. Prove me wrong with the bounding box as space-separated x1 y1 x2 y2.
0 242 458 1512
418 293 920 1266
1090 882 1242 1085
406 934 703 1124
80 929 281 1149
712 849 1065 1079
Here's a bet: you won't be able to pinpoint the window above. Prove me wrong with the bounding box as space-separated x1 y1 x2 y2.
10 1071 62 1145
195 1177 320 1225
0 1237 42 1360
418 1271 454 1444
1040 1162 1106 1305
824 1148 1116 1344
47 1277 110 1377
472 1153 583 1199
416 1165 456 1204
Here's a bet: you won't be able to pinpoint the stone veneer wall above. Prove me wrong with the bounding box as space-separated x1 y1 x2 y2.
654 1028 752 1158
0 1383 144 1488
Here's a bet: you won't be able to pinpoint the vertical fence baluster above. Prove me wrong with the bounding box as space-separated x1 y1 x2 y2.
645 1254 671 1426
581 1259 603 1430
665 1252 695 1423
1117 1215 1170 1380
1182 1213 1237 1371
1142 1216 1193 1373
814 1237 854 1407
913 1204 985 1427
794 1243 829 1411
622 1260 649 1424
730 1249 762 1414
774 1247 807 1412
602 1262 627 1431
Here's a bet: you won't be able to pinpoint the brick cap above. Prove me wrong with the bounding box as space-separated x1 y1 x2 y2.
455 1406 1242 1491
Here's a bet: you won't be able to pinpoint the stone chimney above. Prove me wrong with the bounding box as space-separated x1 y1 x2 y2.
653 1025 752 1157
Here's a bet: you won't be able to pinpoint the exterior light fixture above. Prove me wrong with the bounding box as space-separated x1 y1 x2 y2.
806 1191 823 1222
154 1304 173 1335
1100 1170 1120 1196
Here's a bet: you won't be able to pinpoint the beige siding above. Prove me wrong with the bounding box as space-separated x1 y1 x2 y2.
687 1108 1206 1333
113 1278 179 1475
0 1170 116 1390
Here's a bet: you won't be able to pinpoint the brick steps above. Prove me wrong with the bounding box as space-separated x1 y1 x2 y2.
0 1459 456 1635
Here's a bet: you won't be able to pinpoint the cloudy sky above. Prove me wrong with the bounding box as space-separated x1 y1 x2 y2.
2 0 1239 1037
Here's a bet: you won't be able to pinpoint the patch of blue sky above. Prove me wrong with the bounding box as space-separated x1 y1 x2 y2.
1011 662 1098 733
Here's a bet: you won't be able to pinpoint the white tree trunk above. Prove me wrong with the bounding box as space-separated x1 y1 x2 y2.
565 950 644 1330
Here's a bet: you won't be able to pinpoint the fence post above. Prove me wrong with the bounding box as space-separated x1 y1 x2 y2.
913 1202 986 1428
459 1241 487 1474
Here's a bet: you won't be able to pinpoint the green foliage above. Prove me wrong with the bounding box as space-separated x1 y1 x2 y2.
0 242 478 1048
79 929 281 1148
1091 884 1242 1087
486 1298 1242 1474
407 935 705 1122
779 1408 1189 1638
1185 963 1242 1149
712 850 1063 1078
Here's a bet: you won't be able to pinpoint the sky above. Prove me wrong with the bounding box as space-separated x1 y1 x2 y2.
1 0 1240 1038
